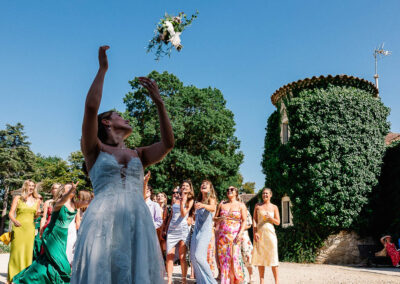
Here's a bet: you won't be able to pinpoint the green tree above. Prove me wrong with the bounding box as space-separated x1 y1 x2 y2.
241 182 255 194
32 151 91 193
0 123 36 233
123 71 243 199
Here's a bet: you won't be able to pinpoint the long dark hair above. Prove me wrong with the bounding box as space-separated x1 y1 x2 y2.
97 110 114 143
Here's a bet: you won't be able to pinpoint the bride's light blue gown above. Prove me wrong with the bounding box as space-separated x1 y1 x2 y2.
71 151 165 284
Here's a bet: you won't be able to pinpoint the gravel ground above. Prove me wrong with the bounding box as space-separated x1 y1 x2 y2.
1 254 399 283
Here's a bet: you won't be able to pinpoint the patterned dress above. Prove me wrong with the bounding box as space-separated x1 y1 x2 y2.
207 226 219 278
385 242 400 267
217 209 245 284
241 209 254 283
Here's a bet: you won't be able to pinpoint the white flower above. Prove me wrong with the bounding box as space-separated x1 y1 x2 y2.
170 32 182 48
164 21 175 36
164 21 182 49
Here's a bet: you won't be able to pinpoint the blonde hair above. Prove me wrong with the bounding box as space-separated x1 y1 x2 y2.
51 183 62 191
78 190 92 202
21 179 40 201
197 180 218 205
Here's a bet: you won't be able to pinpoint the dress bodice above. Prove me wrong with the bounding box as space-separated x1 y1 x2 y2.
194 207 213 233
257 210 275 231
89 151 144 197
169 203 189 229
220 209 242 222
16 200 37 225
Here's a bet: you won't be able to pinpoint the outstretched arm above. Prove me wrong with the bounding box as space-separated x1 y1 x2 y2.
53 182 79 212
143 171 151 200
136 77 174 168
81 46 109 167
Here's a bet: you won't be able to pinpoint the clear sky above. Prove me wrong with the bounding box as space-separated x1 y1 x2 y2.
1 0 399 191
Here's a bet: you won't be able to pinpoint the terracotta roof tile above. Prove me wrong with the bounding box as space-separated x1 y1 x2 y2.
385 133 400 145
271 74 379 106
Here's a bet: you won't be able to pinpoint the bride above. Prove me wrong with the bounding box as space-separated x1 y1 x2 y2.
71 46 174 284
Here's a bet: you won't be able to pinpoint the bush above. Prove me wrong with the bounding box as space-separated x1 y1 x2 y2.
0 243 10 254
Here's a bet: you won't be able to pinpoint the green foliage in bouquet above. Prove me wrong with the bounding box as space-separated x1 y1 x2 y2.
262 84 390 261
147 11 199 60
123 71 243 200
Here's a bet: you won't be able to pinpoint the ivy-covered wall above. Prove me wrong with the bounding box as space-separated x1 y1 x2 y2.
355 140 400 241
262 84 390 262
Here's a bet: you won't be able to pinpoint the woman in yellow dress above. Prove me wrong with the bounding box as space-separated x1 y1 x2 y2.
251 188 280 284
7 179 41 283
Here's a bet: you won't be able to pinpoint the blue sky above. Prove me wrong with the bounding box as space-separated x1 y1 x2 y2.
1 0 399 191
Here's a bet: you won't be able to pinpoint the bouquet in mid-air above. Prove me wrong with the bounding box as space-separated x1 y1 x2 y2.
147 11 199 60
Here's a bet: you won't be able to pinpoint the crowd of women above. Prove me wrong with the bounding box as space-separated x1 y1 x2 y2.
5 176 280 284
4 46 280 284
144 177 280 284
5 179 93 283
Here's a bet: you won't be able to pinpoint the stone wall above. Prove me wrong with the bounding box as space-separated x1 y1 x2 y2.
315 231 374 265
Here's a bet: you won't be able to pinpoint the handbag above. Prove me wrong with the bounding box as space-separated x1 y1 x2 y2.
0 232 11 245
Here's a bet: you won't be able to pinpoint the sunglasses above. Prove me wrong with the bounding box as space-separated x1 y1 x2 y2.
173 191 181 195
226 188 236 192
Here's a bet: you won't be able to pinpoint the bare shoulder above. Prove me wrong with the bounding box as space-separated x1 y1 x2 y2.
255 203 262 209
13 195 21 202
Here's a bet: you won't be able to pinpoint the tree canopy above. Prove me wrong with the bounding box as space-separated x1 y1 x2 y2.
123 71 243 199
0 123 36 233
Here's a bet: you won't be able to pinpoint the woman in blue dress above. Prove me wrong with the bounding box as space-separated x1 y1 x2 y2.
190 180 218 284
71 46 174 284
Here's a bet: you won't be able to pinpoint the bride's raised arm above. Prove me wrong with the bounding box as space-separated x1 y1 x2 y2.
81 46 109 167
136 77 174 168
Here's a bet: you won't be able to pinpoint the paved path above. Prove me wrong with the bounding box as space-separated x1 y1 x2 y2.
1 253 400 283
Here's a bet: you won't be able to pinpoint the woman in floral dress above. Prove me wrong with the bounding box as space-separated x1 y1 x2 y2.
215 186 247 284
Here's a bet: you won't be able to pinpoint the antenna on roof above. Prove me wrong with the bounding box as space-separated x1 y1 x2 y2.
374 43 391 94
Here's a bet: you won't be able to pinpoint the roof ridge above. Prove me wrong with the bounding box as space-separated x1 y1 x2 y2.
271 74 379 106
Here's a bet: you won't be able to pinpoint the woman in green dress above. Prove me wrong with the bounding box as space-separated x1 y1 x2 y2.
7 180 41 283
13 182 89 284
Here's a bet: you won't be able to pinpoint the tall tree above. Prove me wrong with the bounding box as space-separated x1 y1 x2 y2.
32 151 91 193
123 71 243 199
0 123 36 233
241 182 255 194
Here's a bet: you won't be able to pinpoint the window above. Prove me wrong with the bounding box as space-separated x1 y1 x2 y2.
282 201 290 224
282 123 289 144
281 195 293 228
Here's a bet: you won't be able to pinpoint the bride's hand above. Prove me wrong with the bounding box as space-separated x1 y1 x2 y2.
138 77 163 106
98 46 109 71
